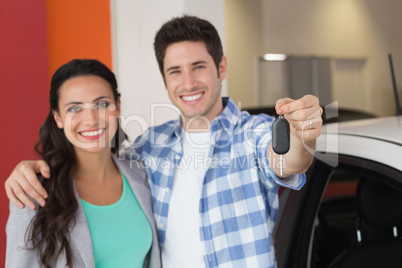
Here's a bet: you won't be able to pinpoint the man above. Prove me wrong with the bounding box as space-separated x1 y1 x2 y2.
5 15 322 267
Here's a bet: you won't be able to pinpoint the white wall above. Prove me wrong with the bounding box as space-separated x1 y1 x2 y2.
111 0 226 140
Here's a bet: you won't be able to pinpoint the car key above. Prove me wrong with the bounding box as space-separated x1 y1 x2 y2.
272 115 290 176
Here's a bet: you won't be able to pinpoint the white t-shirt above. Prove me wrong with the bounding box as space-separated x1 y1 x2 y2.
162 130 211 268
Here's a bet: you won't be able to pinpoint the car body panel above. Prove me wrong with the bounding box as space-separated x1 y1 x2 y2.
326 116 402 142
316 116 402 172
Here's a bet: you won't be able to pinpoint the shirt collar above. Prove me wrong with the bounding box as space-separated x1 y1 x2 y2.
167 97 241 143
211 97 241 133
173 118 183 139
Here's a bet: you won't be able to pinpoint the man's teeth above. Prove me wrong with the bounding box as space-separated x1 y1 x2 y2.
182 93 203 101
81 129 104 137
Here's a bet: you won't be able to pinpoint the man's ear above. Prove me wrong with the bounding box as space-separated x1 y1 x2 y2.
218 56 227 80
52 110 63 129
162 72 167 88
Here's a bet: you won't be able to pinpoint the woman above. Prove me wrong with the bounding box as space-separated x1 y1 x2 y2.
6 59 161 268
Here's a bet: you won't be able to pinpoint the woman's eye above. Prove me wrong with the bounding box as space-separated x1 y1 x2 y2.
97 101 110 109
68 106 81 113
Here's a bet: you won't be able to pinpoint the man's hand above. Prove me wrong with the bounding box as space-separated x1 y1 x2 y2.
4 160 50 210
269 94 323 177
275 94 323 141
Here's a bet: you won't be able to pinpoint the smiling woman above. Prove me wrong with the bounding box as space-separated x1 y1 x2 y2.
52 75 120 152
5 59 161 268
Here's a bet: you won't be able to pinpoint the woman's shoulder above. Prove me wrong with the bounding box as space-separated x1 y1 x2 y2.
6 196 39 240
112 155 147 183
6 200 40 267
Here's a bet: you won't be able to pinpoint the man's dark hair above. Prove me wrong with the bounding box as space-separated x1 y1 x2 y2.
154 15 224 79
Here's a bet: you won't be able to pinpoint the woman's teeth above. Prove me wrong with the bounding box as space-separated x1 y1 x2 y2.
81 129 105 137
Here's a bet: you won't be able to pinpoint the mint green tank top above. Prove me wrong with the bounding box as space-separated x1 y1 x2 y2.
80 173 152 268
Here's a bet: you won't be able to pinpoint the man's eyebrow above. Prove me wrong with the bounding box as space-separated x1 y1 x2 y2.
192 61 207 66
64 96 111 107
165 60 208 73
166 66 180 73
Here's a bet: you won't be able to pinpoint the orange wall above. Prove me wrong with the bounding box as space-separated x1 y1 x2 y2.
1 0 112 264
46 0 113 74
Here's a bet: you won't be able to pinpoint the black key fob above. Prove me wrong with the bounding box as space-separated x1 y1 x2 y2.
272 115 290 155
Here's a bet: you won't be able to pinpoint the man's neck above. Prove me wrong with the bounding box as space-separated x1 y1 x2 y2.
181 99 225 133
182 116 211 133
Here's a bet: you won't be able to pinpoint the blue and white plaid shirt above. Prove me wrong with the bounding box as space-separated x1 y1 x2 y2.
126 97 305 267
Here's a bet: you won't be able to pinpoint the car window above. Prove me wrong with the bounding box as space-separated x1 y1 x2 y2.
274 154 402 268
310 163 402 268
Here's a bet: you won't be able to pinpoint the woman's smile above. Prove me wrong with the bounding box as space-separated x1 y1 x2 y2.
79 128 106 140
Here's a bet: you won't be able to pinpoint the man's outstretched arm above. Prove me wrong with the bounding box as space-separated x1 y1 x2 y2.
268 94 323 178
4 160 50 210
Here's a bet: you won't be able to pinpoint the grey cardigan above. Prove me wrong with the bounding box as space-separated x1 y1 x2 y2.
6 155 161 268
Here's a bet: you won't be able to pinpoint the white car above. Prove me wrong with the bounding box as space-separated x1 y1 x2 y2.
274 116 402 268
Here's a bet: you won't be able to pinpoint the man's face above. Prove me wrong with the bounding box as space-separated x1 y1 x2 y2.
163 41 227 125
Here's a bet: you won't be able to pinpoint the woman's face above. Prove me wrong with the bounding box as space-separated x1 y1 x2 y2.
53 75 120 155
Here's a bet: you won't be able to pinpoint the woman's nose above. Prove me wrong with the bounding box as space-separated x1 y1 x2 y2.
82 106 99 124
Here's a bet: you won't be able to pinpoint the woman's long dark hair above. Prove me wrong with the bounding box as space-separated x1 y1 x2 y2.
28 59 126 267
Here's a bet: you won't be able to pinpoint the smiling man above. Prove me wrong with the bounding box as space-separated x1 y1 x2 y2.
5 15 323 267
162 40 226 128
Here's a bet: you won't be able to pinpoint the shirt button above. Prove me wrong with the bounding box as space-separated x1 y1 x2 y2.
159 223 164 229
175 155 181 160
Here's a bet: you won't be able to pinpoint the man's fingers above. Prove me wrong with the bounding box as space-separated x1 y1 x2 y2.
276 95 323 142
284 106 318 122
287 116 322 132
5 180 37 210
276 95 319 114
294 127 322 141
300 117 323 131
5 160 50 209
5 180 24 209
35 160 51 179
21 161 48 199
275 98 294 114
17 168 47 206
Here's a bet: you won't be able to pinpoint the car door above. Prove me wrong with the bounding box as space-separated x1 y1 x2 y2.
274 153 402 268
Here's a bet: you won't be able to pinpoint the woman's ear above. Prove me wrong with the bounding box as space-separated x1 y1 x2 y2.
52 110 63 129
116 97 121 117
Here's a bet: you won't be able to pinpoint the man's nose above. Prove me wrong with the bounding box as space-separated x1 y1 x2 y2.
181 70 197 90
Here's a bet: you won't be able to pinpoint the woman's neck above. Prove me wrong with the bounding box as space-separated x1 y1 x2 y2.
73 150 123 205
74 150 118 184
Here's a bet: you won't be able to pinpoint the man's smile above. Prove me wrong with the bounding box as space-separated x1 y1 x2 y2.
180 92 204 102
